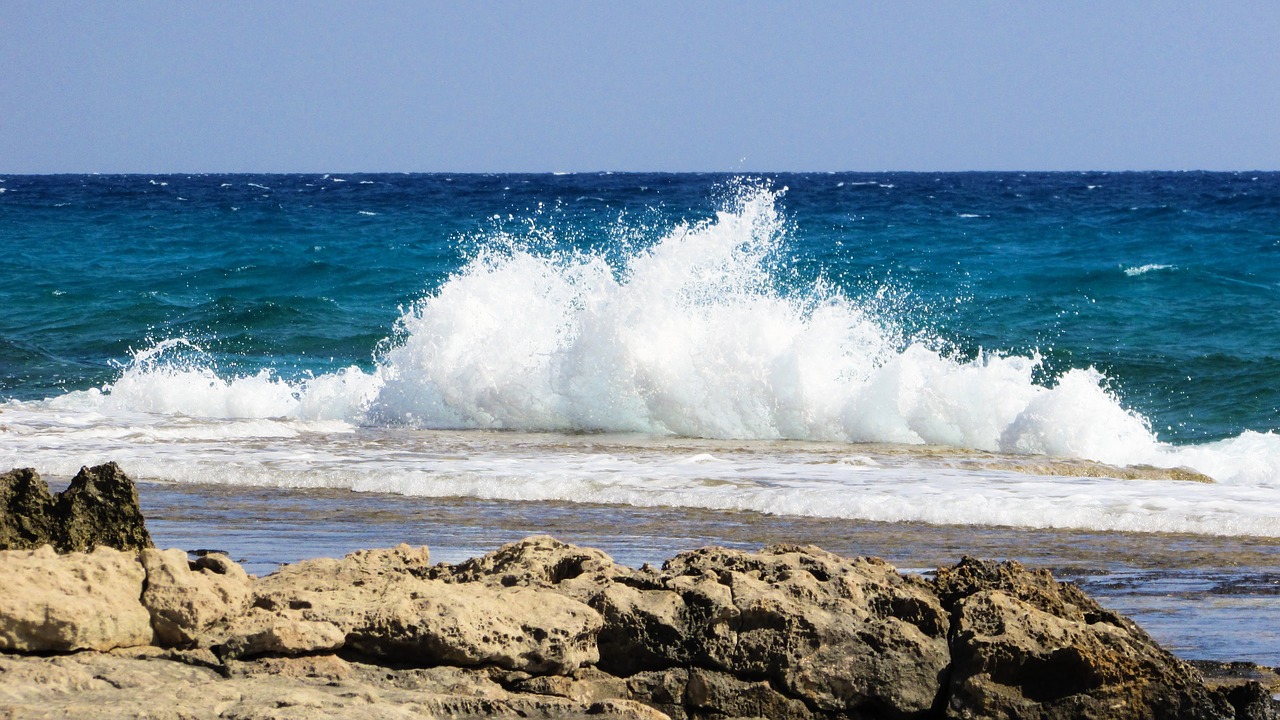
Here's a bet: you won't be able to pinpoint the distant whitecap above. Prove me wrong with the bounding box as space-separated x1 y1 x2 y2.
1124 264 1174 277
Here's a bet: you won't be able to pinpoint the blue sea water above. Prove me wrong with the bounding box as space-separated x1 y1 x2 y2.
1 172 1279 537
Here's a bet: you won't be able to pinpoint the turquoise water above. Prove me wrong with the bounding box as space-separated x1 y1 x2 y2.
1 172 1279 537
4 172 1277 441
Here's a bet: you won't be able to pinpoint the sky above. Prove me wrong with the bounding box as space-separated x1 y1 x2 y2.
2 2 1278 173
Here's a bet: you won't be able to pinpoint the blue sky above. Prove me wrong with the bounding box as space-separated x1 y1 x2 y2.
3 2 1278 172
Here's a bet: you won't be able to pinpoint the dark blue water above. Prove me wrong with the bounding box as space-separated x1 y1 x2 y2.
3 172 1276 444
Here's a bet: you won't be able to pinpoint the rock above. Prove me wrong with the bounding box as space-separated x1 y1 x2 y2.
590 544 951 718
250 543 433 614
53 462 152 553
509 667 631 704
1223 682 1280 720
437 537 953 717
348 582 602 674
140 548 253 646
936 556 1236 720
0 651 671 720
0 467 56 549
220 610 347 659
685 667 815 720
626 669 691 720
0 545 153 652
438 534 624 591
0 463 153 554
0 533 1272 720
236 543 603 674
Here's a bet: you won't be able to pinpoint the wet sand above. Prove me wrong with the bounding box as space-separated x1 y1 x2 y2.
135 480 1280 667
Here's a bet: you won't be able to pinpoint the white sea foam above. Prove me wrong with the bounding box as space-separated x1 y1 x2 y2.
38 186 1279 481
10 183 1278 535
1124 264 1174 276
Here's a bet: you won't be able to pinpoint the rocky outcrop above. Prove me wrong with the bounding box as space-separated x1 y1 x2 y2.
140 547 253 646
0 545 152 652
437 538 951 717
937 557 1239 720
53 462 153 552
0 535 1276 720
0 467 56 550
219 542 603 673
0 463 152 553
0 650 668 720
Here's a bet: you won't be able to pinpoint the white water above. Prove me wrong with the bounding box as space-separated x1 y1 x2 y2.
3 186 1278 536
1124 263 1175 276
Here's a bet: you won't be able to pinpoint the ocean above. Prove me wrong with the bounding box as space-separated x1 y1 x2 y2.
2 172 1279 663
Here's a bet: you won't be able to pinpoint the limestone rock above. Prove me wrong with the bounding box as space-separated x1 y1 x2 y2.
0 467 57 549
686 667 815 720
0 545 153 652
240 543 602 674
53 462 152 553
603 544 951 717
626 669 692 720
509 667 630 704
437 537 952 717
0 533 1273 720
348 582 602 674
251 543 432 613
140 548 253 646
0 651 672 720
937 556 1236 720
220 610 347 659
438 534 625 592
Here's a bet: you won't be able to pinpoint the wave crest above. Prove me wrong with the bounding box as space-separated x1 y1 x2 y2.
52 183 1268 482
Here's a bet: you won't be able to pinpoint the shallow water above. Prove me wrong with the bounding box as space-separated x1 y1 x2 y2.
133 480 1280 667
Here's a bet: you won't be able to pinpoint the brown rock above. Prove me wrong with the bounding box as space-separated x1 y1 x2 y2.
439 534 624 591
593 544 951 718
241 543 602 674
348 582 602 674
685 667 815 720
140 548 252 646
0 467 56 550
937 556 1236 720
53 462 152 553
509 666 630 704
220 610 347 659
0 545 153 652
437 536 952 717
0 650 669 720
0 533 1269 720
626 669 691 720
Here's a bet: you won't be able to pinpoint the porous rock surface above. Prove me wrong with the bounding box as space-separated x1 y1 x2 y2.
140 547 253 646
0 534 1276 720
0 468 56 550
935 557 1243 720
0 545 152 653
0 463 152 553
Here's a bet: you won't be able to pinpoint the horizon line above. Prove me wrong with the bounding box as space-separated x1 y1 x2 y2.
3 168 1278 177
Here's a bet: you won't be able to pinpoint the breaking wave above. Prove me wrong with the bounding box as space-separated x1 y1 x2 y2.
40 184 1280 486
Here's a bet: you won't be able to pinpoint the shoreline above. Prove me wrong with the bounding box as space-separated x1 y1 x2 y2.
133 480 1280 668
4 464 1279 719
3 536 1278 719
